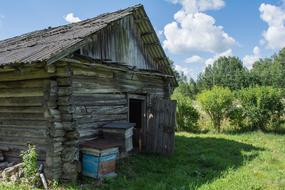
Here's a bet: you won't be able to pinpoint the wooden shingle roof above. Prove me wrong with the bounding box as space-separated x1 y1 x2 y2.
0 5 139 65
0 4 176 83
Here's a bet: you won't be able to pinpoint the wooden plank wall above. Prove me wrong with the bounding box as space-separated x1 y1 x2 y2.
81 15 158 71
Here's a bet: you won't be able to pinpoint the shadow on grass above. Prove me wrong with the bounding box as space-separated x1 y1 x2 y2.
91 135 264 190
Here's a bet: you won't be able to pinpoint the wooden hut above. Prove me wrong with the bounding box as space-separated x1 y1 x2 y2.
0 4 177 181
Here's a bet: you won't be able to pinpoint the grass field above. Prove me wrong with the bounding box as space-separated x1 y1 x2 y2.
1 132 285 190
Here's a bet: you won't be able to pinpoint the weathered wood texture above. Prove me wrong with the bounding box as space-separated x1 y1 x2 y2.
70 63 171 149
146 98 176 154
44 79 65 180
0 4 177 184
81 16 160 72
0 64 72 181
56 64 80 182
0 75 49 163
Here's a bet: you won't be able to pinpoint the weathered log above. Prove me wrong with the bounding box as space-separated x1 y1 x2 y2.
65 131 80 140
0 106 43 113
57 77 72 87
58 87 72 96
0 79 49 89
0 127 47 138
0 97 43 107
58 106 74 114
73 98 127 106
0 122 47 129
0 113 45 121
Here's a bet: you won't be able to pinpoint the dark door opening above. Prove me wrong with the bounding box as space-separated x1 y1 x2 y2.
129 98 144 150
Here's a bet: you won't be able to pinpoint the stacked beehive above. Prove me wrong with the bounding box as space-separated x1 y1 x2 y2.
102 123 135 157
80 139 120 178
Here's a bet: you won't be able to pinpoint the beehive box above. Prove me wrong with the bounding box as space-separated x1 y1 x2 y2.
102 123 135 154
81 140 119 178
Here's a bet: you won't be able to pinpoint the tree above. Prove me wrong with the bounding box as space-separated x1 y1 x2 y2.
250 48 285 88
197 56 249 91
250 58 274 86
174 78 198 98
234 87 284 131
197 87 234 132
188 78 198 97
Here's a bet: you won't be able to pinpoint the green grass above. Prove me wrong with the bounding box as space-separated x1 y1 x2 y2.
1 132 285 190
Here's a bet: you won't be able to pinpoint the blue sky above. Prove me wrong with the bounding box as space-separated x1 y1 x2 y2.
0 0 284 79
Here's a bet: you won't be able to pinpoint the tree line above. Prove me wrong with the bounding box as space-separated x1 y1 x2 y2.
176 48 285 96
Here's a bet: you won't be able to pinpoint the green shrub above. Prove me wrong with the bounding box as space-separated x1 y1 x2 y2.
171 91 199 132
197 86 234 132
231 86 284 131
20 144 39 185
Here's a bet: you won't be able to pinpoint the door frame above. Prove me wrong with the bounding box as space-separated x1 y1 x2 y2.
127 94 147 151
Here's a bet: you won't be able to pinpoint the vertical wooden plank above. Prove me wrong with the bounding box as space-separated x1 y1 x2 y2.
146 98 176 154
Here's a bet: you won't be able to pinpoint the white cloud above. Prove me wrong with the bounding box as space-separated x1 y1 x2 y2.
175 64 193 77
163 0 235 54
259 3 285 49
171 0 225 13
184 55 204 64
64 13 81 23
243 46 261 69
205 49 233 65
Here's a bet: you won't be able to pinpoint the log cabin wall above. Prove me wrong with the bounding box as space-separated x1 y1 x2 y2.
0 77 49 163
71 63 171 147
69 14 173 149
0 63 73 181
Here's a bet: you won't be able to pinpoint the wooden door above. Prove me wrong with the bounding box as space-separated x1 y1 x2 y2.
146 98 176 154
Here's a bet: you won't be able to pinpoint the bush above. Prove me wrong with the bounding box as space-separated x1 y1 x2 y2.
20 144 39 185
197 86 234 132
230 86 284 131
171 91 199 132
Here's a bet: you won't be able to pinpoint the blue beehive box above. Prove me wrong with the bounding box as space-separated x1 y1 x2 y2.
81 140 120 178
